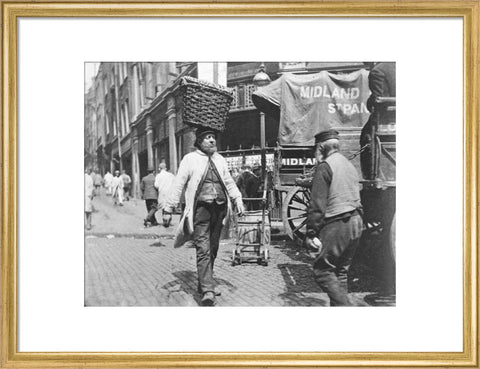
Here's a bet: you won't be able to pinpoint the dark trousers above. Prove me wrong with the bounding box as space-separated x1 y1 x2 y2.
313 214 363 306
123 185 130 199
85 211 92 229
193 202 227 294
94 185 101 196
360 119 374 180
145 199 158 224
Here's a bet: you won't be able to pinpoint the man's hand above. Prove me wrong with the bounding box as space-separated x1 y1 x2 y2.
236 201 245 216
303 236 323 253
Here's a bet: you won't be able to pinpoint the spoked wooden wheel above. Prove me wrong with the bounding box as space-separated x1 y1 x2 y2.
282 186 311 242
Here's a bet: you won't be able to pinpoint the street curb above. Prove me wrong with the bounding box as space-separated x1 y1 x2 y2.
85 232 175 239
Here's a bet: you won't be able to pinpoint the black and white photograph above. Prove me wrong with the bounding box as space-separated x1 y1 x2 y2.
84 61 395 307
3 3 474 364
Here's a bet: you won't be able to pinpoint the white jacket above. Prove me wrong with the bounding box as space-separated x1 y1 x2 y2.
165 149 243 248
155 170 175 209
84 173 94 212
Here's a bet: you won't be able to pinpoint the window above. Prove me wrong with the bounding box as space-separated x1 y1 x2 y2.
113 117 117 136
133 64 140 115
103 77 108 96
140 80 145 107
123 102 130 133
106 114 110 135
122 63 128 81
120 63 125 82
230 86 239 110
245 84 257 108
111 68 115 88
119 109 125 137
117 64 123 84
118 62 128 83
93 115 97 141
119 102 129 137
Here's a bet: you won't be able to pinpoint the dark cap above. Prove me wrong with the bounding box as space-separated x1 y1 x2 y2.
194 126 217 148
314 129 339 144
196 126 217 139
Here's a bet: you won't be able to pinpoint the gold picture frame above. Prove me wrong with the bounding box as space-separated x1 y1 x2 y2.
1 1 478 367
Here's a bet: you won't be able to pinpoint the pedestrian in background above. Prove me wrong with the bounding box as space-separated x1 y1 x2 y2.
230 167 240 182
154 162 175 226
141 166 159 227
121 170 132 201
93 170 103 196
164 127 245 306
111 170 124 206
85 168 95 230
305 129 363 306
104 170 113 195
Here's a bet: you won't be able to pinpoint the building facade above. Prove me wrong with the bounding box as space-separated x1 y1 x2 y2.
84 61 369 197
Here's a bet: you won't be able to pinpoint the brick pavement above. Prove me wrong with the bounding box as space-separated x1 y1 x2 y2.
85 236 336 306
85 191 394 307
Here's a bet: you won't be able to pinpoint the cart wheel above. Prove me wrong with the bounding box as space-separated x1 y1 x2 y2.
282 186 310 243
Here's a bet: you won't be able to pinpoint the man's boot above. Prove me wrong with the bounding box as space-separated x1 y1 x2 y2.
197 283 221 296
201 291 216 306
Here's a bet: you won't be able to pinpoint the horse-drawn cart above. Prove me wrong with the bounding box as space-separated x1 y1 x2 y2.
249 68 396 261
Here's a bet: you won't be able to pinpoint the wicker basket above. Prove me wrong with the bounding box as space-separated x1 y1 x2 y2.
180 76 233 132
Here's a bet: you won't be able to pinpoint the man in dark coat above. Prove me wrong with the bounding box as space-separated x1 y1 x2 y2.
360 62 396 179
236 165 261 210
305 129 363 306
140 166 159 227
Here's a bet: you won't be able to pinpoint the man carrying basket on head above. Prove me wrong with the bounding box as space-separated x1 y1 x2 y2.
164 127 245 306
164 77 246 306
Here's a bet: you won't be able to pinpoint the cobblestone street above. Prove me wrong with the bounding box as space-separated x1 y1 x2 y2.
85 191 394 307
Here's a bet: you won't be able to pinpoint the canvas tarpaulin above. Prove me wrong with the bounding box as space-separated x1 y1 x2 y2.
252 69 371 146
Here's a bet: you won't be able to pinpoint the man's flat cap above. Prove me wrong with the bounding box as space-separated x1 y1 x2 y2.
315 129 340 144
195 126 217 140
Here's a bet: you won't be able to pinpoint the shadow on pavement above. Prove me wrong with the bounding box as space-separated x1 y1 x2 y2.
349 233 396 295
274 239 315 264
149 240 166 247
274 233 395 306
278 233 396 296
277 263 328 306
161 270 237 306
161 270 200 304
278 291 328 306
277 263 322 293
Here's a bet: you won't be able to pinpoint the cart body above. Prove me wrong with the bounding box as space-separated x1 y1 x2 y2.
250 69 396 255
